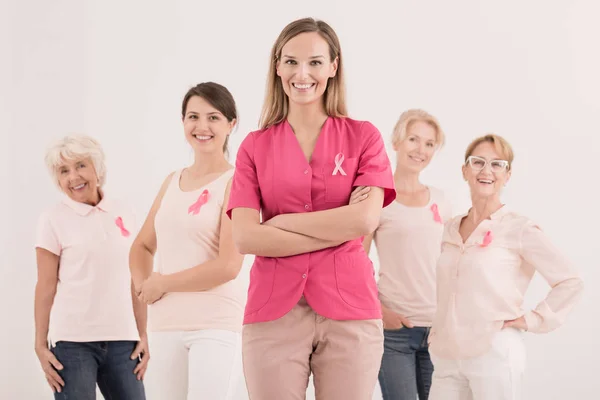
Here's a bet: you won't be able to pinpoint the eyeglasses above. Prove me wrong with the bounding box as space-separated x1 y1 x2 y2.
465 156 509 172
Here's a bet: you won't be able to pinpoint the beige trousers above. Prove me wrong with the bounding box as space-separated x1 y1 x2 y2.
242 297 383 400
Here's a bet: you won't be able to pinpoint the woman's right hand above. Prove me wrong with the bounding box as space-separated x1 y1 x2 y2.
382 306 414 330
349 186 371 205
35 345 65 393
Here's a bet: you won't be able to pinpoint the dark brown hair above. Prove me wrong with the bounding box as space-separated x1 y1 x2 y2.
181 82 238 155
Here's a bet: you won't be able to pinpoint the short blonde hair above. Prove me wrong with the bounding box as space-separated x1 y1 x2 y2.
392 109 445 148
259 17 347 129
45 135 107 187
464 134 514 169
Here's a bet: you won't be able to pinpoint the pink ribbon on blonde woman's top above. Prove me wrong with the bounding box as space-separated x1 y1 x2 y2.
430 203 443 223
188 189 210 215
115 217 130 237
480 230 493 247
332 153 347 176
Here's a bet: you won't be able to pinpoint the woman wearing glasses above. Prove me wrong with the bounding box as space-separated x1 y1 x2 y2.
428 134 583 400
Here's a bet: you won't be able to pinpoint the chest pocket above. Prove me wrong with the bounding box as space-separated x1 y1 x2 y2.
322 156 359 203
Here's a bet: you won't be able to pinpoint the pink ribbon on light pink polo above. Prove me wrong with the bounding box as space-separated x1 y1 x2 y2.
480 230 493 247
115 217 130 237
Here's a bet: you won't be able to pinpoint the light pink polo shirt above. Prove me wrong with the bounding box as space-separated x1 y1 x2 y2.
227 117 396 324
35 195 140 346
375 187 452 327
429 206 584 359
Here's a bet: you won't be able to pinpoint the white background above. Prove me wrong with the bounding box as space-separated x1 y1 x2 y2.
3 0 599 398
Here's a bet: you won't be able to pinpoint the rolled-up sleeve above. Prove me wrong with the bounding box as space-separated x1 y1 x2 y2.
352 122 395 207
520 221 584 333
226 132 261 219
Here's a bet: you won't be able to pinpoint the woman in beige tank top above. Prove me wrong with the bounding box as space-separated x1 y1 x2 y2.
129 82 247 399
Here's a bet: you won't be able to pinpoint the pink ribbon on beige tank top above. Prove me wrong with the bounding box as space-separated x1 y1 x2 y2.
332 153 347 176
480 230 493 247
430 203 443 223
188 189 210 215
115 217 130 237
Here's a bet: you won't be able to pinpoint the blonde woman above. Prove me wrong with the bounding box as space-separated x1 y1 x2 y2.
34 136 147 399
428 134 583 400
363 109 451 400
227 17 395 400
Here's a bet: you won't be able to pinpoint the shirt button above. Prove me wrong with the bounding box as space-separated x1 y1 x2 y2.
304 169 308 174
304 204 310 210
302 273 307 278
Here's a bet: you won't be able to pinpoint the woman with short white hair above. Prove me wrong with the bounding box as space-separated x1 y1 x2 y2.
34 135 147 399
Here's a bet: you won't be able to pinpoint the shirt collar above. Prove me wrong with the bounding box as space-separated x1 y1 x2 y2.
61 191 114 216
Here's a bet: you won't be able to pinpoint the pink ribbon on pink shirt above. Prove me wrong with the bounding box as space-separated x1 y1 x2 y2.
480 230 493 247
188 189 210 215
332 153 347 176
430 203 443 224
115 217 130 237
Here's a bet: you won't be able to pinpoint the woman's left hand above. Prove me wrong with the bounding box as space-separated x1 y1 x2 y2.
138 272 166 305
503 316 528 331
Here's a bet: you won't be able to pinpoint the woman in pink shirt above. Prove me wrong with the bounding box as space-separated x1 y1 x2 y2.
363 109 451 400
129 82 246 400
227 18 396 400
34 135 147 399
428 134 584 400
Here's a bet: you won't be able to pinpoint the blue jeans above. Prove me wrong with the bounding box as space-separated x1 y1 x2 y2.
50 340 146 400
378 327 433 400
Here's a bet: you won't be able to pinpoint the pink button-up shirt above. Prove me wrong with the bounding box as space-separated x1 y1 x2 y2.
227 117 395 324
429 206 584 359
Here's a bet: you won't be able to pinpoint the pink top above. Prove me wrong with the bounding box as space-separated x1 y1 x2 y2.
149 169 244 333
35 196 140 346
227 117 395 324
429 206 584 359
375 187 452 327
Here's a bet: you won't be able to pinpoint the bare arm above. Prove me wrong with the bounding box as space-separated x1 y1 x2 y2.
34 248 65 392
159 179 245 291
231 208 343 257
265 187 385 242
129 172 174 290
34 248 59 350
362 233 374 254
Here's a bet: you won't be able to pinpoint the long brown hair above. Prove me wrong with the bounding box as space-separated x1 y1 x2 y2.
259 18 347 130
182 82 238 156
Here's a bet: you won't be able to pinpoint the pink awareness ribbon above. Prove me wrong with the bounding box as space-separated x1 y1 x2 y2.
430 203 443 223
188 189 210 215
332 153 347 176
480 230 493 247
115 217 130 237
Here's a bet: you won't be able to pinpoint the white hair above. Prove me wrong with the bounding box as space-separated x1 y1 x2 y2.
44 135 107 187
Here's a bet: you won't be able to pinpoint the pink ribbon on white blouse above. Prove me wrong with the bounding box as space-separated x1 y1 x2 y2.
115 217 130 237
188 189 210 215
430 203 443 224
332 153 347 176
480 230 493 247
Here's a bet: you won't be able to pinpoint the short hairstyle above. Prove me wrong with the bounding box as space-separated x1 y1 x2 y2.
45 135 107 187
464 134 514 169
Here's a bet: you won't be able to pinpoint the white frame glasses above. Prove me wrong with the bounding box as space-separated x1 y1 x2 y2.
465 155 509 172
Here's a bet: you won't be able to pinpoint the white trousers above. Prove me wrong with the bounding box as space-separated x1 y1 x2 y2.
429 328 526 400
144 329 246 400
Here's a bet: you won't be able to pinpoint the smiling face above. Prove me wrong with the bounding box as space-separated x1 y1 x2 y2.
463 141 511 200
182 95 235 156
57 157 100 205
276 32 338 109
394 120 438 173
